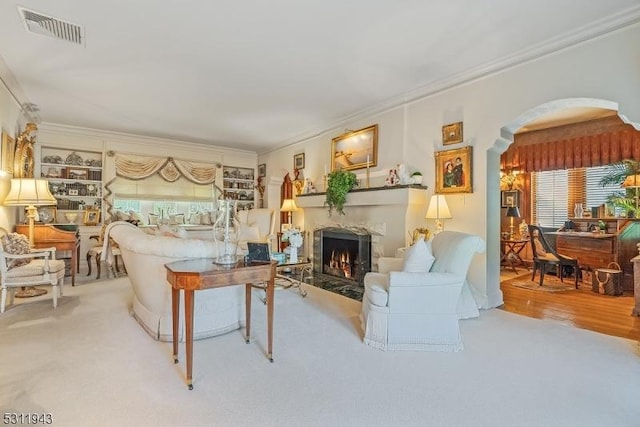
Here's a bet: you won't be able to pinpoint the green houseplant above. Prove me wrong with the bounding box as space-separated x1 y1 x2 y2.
599 159 640 218
411 171 423 185
325 169 357 216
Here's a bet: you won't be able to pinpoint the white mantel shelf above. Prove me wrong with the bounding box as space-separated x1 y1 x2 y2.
295 185 428 208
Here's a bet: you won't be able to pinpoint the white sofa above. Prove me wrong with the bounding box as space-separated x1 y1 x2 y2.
105 221 245 342
361 231 485 352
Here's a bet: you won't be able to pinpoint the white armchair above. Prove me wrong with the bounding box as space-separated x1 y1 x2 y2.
0 229 66 313
361 231 485 351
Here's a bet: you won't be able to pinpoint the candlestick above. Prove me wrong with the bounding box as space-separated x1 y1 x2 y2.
366 157 370 188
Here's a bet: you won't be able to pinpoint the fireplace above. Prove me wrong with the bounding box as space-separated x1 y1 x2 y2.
313 227 371 285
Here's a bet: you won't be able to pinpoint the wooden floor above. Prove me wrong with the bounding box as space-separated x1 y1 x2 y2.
500 269 640 341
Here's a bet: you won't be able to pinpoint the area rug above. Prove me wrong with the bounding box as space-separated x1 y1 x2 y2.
506 274 577 292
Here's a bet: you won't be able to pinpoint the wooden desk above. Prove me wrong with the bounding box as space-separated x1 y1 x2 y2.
165 258 277 390
16 224 80 286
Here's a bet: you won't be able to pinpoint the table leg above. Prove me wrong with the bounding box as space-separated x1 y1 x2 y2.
266 272 274 363
71 247 77 286
184 289 194 390
171 287 180 364
245 283 252 344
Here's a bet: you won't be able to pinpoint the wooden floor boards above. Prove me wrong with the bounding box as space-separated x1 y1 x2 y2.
500 271 640 341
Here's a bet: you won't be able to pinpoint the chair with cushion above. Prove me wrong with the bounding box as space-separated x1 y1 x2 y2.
236 208 276 251
86 222 126 280
528 224 579 288
0 229 66 313
361 231 485 352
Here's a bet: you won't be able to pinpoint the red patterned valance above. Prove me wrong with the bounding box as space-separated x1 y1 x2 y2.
501 128 640 173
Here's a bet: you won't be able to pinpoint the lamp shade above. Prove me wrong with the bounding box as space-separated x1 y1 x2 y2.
425 195 451 219
280 198 298 212
505 206 520 218
622 174 640 188
4 178 57 207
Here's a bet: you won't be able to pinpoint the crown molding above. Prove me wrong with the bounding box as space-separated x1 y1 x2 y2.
270 8 640 153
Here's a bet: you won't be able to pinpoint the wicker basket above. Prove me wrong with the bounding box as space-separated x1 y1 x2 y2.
592 262 623 296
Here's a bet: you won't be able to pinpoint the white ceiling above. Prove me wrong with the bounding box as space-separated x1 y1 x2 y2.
0 1 639 152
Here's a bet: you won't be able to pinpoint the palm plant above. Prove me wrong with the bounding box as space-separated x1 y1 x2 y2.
599 159 640 217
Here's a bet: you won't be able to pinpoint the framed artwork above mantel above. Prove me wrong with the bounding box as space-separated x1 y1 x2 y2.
331 124 378 172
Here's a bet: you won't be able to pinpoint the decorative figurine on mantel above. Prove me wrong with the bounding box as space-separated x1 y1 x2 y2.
397 163 413 185
385 168 400 186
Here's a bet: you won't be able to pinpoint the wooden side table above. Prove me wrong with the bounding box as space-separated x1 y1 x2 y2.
500 238 529 273
165 258 277 390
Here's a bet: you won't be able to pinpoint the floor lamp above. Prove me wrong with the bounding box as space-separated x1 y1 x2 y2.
426 195 452 234
4 178 58 297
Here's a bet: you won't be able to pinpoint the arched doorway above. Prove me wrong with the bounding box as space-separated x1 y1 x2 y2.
487 98 640 338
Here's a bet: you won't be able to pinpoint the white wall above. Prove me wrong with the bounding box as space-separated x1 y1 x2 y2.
261 23 640 309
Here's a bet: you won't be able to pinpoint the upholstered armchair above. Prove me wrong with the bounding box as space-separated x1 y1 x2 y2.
236 208 276 251
0 229 66 313
361 231 485 351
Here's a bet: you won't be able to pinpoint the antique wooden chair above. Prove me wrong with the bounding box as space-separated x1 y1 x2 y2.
528 224 579 288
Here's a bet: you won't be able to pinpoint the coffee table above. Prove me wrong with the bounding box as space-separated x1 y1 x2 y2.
276 259 312 297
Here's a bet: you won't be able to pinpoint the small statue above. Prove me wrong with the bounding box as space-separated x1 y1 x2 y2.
397 163 414 185
385 168 400 186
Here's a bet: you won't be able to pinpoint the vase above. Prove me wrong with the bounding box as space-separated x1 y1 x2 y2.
289 245 298 264
574 203 584 218
212 200 239 265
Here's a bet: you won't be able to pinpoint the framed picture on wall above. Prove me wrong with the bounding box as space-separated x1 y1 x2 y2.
331 124 378 171
442 121 463 145
501 190 520 208
294 153 305 170
435 146 472 194
1 131 15 175
258 163 266 177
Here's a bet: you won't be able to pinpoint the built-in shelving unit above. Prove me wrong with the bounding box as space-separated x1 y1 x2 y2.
222 166 255 210
40 147 103 223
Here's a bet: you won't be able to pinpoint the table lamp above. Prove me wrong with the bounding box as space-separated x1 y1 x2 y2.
4 178 57 247
280 198 298 230
426 195 452 234
505 206 521 239
622 173 640 214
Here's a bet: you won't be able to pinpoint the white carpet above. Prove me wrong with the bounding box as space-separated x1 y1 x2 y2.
1 278 639 427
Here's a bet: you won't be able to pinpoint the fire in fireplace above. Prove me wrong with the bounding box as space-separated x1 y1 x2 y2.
313 227 371 285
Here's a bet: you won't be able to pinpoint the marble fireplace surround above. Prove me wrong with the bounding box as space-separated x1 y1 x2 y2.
295 185 429 271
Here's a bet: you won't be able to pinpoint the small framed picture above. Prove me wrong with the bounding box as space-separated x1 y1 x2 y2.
68 169 88 180
501 190 520 208
36 206 57 223
83 209 101 226
258 163 266 177
294 153 305 170
442 122 463 145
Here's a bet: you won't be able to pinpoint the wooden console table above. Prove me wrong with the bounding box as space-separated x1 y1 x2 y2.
165 258 277 390
16 224 80 286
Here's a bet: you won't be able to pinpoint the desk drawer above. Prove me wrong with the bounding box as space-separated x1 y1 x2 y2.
557 236 613 253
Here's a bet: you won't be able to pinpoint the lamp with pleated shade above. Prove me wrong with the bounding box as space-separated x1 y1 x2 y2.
4 178 57 247
425 195 452 234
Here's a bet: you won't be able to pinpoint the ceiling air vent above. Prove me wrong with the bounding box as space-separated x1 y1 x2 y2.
19 7 84 46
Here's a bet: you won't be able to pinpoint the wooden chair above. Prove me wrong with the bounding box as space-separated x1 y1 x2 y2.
528 224 579 288
86 223 126 279
0 228 66 313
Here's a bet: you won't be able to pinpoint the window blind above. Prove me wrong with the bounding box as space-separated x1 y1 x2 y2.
532 169 568 227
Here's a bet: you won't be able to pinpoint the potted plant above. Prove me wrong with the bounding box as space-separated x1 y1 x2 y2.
599 159 640 218
411 171 423 185
325 169 357 216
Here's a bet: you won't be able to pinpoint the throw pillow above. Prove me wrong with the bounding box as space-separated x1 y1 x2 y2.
1 233 32 269
148 213 159 226
189 212 201 225
402 238 435 273
237 223 261 242
169 214 185 225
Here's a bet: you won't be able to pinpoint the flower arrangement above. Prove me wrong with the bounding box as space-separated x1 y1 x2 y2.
282 228 303 248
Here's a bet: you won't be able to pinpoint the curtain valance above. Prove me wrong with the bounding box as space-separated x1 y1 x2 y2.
114 154 221 184
501 128 640 173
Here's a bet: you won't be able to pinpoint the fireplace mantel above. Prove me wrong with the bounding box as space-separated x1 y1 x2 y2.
296 185 429 265
295 184 428 208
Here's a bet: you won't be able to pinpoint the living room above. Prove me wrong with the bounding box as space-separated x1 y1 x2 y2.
1 2 639 426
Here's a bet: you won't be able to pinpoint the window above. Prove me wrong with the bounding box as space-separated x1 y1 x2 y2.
533 165 624 227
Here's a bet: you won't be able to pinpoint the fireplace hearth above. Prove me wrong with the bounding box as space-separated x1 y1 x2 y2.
313 227 371 285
